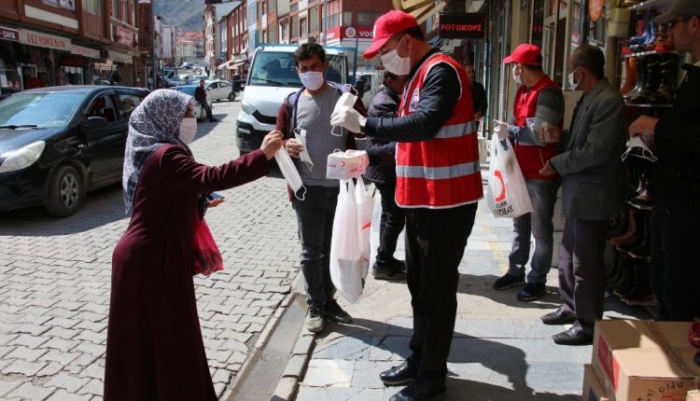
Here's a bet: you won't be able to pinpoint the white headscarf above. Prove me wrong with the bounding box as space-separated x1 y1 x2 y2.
122 89 194 214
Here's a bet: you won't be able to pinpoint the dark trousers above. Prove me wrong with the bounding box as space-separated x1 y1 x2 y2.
201 100 214 121
405 203 477 384
293 185 339 306
650 207 700 321
557 218 607 335
374 181 406 266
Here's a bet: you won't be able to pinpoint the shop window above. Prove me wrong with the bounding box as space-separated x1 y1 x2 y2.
300 18 307 38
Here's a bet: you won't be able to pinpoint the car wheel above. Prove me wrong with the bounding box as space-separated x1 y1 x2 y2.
228 92 236 102
46 165 84 217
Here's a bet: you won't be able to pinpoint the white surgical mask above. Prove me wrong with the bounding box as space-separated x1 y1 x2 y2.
568 68 581 90
381 39 411 76
300 71 325 91
621 136 657 163
512 66 522 85
179 117 197 145
274 148 306 200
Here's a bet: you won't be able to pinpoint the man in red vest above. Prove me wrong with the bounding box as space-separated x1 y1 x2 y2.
331 10 482 401
492 44 564 302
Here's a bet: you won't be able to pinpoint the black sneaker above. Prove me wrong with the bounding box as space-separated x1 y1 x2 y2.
373 261 406 281
492 273 525 290
517 282 547 302
324 299 352 323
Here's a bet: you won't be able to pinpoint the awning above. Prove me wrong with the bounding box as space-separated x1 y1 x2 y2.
217 58 235 70
109 50 132 64
71 45 101 59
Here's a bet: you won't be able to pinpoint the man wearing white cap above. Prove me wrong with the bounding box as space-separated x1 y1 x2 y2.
331 10 482 401
629 0 700 321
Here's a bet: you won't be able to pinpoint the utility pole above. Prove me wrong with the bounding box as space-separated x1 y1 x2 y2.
151 2 157 89
322 0 327 46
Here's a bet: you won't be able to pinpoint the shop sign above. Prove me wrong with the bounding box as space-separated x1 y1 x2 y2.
0 26 19 42
109 50 132 64
324 26 373 42
19 29 71 51
59 56 87 68
438 13 487 40
71 45 100 59
116 26 134 47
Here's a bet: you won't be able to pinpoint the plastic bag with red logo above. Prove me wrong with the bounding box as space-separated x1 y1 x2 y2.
486 135 533 218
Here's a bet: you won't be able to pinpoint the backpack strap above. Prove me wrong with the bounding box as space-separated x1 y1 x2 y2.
287 82 352 135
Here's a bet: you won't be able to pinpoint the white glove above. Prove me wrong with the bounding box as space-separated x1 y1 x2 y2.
493 120 510 140
330 106 367 133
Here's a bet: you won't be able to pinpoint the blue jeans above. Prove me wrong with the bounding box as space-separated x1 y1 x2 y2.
293 185 339 306
508 178 560 284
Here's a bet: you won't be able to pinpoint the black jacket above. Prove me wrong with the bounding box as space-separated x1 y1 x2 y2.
652 63 700 210
195 85 207 102
471 80 488 117
364 85 400 184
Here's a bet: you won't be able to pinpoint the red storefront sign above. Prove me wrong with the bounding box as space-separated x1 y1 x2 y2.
438 13 487 40
324 26 374 42
116 26 134 46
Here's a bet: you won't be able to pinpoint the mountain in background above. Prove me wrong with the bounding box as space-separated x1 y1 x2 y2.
154 0 205 33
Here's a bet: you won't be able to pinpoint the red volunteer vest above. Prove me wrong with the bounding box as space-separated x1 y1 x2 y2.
395 53 483 208
513 76 560 179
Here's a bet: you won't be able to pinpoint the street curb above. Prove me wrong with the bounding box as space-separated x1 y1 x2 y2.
271 272 314 401
223 290 295 400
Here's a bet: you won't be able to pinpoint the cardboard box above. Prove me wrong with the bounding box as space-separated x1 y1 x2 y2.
583 364 610 401
592 320 700 401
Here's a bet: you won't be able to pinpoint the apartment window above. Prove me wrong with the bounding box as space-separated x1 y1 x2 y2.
310 6 319 31
291 14 299 38
262 0 267 16
343 12 352 26
83 0 103 16
280 22 288 42
268 24 278 43
357 12 374 26
111 0 118 17
269 0 276 13
122 0 127 21
300 18 307 38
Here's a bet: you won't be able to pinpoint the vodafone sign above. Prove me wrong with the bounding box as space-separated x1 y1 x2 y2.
325 26 374 42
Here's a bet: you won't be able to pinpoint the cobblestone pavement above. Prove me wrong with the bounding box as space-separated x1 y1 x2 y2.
0 100 300 400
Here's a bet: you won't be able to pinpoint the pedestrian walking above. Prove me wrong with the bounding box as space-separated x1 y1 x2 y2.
195 79 217 122
539 45 626 345
276 43 365 334
492 44 564 302
364 71 408 281
628 0 700 321
331 10 482 401
104 89 282 400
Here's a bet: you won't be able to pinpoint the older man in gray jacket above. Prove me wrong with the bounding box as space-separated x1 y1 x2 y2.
539 44 626 345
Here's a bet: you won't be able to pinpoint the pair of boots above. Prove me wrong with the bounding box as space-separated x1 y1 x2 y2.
609 253 654 305
621 54 678 104
608 206 650 259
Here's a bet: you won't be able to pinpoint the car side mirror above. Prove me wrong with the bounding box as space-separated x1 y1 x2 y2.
85 116 108 129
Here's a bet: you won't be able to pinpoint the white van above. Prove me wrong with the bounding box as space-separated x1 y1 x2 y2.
235 44 349 154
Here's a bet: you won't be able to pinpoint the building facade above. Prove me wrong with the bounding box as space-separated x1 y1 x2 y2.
0 0 141 92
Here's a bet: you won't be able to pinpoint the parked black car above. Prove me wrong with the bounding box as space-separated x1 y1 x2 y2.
0 85 149 217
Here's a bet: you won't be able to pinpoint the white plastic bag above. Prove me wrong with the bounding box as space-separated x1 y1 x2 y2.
274 148 306 200
486 136 533 218
355 177 374 279
330 179 365 304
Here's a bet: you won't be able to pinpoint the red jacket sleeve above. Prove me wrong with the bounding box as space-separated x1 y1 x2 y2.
157 145 270 194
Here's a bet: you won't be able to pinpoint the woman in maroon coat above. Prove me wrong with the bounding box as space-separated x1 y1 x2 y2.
104 89 281 400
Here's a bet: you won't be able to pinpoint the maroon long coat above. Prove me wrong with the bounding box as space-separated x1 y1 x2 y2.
104 145 270 401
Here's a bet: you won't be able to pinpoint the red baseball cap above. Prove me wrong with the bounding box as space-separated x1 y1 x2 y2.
503 44 543 66
363 10 418 59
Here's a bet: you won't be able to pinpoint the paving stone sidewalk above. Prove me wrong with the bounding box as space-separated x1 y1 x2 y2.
0 102 301 400
291 183 649 401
